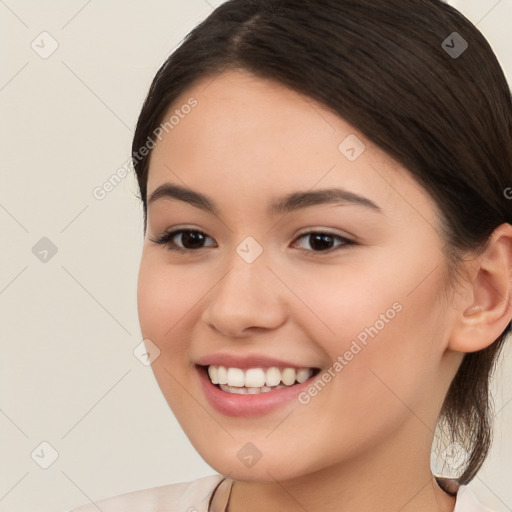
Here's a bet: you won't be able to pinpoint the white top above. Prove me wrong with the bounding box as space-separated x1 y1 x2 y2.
64 474 496 512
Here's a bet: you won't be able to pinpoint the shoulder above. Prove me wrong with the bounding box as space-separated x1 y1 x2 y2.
455 485 497 512
64 474 224 512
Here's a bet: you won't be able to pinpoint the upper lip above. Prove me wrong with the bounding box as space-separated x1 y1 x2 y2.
195 353 319 370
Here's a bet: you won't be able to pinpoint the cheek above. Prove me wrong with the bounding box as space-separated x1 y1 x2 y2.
137 254 203 346
287 257 406 353
136 256 198 412
136 258 206 417
294 248 445 353
293 254 448 412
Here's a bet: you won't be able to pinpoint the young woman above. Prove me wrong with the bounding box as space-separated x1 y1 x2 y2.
69 0 512 510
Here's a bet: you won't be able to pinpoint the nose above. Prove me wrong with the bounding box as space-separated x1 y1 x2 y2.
201 251 287 338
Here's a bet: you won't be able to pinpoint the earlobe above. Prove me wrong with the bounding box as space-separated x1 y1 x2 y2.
448 223 512 353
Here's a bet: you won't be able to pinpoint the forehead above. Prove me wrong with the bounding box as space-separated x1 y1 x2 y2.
146 69 438 223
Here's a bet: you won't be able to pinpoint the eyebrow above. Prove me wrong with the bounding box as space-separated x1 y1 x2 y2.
147 183 382 215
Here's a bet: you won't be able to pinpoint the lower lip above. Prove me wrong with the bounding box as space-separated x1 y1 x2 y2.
196 366 316 417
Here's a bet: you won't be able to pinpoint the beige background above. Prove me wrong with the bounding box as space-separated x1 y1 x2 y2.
1 1 511 511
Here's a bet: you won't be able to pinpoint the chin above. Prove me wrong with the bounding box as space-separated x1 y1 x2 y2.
193 444 313 482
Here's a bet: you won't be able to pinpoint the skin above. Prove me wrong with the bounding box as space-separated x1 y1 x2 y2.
137 69 512 512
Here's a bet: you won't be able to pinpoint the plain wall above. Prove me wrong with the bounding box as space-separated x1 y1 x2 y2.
1 1 511 511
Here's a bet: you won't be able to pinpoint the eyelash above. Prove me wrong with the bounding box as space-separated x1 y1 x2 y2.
149 228 355 255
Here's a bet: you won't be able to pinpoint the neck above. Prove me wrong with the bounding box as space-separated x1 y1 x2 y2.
224 426 456 512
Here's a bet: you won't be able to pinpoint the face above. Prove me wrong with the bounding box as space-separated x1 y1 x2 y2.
137 69 460 482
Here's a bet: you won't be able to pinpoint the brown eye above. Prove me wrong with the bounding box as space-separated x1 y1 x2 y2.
150 229 216 252
293 231 354 253
174 230 208 249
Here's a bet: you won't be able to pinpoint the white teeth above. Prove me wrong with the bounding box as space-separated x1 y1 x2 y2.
208 365 218 384
207 365 315 391
244 368 266 388
296 368 312 383
217 366 228 385
265 367 281 387
219 383 293 394
226 367 245 387
281 368 296 385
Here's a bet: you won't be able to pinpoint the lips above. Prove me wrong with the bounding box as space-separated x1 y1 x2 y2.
195 353 318 370
194 354 321 417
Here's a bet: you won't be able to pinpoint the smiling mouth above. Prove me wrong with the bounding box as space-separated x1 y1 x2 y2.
201 364 321 394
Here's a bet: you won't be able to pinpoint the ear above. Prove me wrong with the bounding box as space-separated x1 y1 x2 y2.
448 223 512 353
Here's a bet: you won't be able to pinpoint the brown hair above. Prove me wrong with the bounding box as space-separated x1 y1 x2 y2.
131 0 512 484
